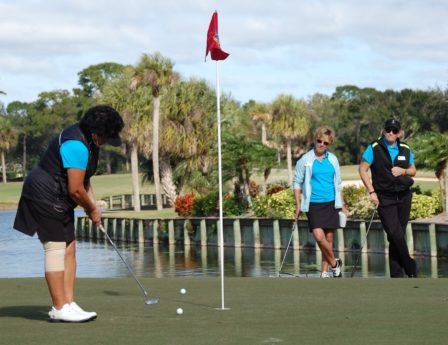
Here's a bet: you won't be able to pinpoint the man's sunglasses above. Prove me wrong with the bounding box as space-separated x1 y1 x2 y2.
385 127 399 134
317 139 330 146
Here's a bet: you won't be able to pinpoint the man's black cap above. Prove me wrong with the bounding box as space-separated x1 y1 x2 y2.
384 118 401 131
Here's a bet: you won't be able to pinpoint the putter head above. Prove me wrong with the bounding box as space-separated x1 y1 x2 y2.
145 297 160 305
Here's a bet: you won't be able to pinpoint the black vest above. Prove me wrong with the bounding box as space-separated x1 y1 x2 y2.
38 124 99 209
370 137 414 194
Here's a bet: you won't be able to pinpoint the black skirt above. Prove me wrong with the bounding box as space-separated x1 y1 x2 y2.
14 197 75 243
306 201 339 231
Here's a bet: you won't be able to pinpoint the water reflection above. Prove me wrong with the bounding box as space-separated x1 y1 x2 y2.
75 240 448 278
1 211 447 278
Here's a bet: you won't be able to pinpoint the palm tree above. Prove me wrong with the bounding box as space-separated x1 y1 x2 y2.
102 66 153 211
133 53 178 211
247 101 272 146
411 132 448 217
0 91 6 117
0 116 18 184
270 95 310 186
158 79 217 202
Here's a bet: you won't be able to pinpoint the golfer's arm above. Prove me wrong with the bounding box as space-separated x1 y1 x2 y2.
294 188 301 209
86 183 96 205
359 161 375 193
405 164 416 177
67 168 96 213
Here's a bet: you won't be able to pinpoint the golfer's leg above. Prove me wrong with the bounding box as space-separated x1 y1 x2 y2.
397 192 417 276
388 242 404 278
378 204 407 277
43 241 67 309
64 240 76 303
312 228 336 267
45 272 66 309
322 230 335 272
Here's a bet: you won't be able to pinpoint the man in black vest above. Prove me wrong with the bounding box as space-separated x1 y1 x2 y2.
359 119 417 278
14 105 124 321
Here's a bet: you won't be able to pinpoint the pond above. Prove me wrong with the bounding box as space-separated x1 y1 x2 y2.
1 210 447 278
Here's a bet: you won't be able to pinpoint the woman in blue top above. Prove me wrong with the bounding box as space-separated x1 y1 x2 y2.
293 127 348 278
14 105 124 322
359 118 417 278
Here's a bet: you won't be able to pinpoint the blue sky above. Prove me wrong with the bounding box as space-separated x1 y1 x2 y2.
1 0 447 108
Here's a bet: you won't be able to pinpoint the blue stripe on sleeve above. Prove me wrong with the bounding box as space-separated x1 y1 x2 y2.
361 145 373 164
409 150 414 165
60 140 89 170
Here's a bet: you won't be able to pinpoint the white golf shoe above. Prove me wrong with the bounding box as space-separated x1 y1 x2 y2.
70 302 97 321
48 303 93 322
331 258 343 278
320 271 332 278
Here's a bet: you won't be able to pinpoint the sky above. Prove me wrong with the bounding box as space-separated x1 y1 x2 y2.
1 0 447 108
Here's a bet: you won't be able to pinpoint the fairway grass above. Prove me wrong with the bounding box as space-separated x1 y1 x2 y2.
1 277 447 345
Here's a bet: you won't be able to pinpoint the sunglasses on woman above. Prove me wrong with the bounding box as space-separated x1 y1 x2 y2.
385 127 399 134
316 139 330 146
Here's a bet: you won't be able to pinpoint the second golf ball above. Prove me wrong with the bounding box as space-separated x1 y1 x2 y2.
176 308 183 315
180 288 186 295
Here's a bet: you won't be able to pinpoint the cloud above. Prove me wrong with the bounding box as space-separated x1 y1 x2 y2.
1 0 447 105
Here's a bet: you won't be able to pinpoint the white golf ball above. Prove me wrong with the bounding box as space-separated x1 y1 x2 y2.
180 288 187 295
176 307 183 315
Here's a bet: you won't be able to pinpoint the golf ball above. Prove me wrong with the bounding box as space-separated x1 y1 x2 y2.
180 288 187 295
176 308 183 315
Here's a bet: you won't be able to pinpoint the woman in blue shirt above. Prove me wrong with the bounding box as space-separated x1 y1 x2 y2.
293 127 348 278
14 105 124 322
359 118 417 277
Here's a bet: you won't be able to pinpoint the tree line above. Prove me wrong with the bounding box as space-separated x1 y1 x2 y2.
1 53 447 213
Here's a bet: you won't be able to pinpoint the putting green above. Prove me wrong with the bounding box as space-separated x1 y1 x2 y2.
1 277 447 345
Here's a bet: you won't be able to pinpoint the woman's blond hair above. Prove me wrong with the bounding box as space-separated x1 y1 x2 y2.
314 126 335 143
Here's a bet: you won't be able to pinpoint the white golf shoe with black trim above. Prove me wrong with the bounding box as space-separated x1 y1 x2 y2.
331 258 343 278
48 304 93 322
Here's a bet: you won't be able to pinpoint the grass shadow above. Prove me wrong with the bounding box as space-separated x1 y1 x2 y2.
0 305 48 321
103 290 125 296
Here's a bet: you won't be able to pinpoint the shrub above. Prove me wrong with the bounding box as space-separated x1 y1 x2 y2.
251 195 270 217
343 185 376 219
267 189 295 219
174 193 196 217
410 190 443 220
267 183 287 196
192 192 219 217
343 185 442 220
343 185 367 208
223 193 245 216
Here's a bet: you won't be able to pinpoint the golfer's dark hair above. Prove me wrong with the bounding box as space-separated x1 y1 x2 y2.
79 105 124 138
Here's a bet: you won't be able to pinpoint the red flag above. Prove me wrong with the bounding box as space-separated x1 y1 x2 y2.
205 11 229 61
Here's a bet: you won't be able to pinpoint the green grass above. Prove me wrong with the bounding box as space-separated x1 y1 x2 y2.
102 208 177 219
89 173 155 198
1 278 447 345
0 181 24 205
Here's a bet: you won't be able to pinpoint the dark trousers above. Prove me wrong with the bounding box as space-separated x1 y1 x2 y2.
377 191 417 277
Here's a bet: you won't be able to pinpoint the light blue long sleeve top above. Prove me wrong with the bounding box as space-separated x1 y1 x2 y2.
293 149 343 212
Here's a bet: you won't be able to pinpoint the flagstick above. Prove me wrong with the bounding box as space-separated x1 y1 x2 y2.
215 60 228 311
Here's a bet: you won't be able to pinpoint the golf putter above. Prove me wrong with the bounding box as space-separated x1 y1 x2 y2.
350 208 377 278
98 225 160 305
277 219 297 277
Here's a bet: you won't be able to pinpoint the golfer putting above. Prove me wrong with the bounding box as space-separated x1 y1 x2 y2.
13 105 125 322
